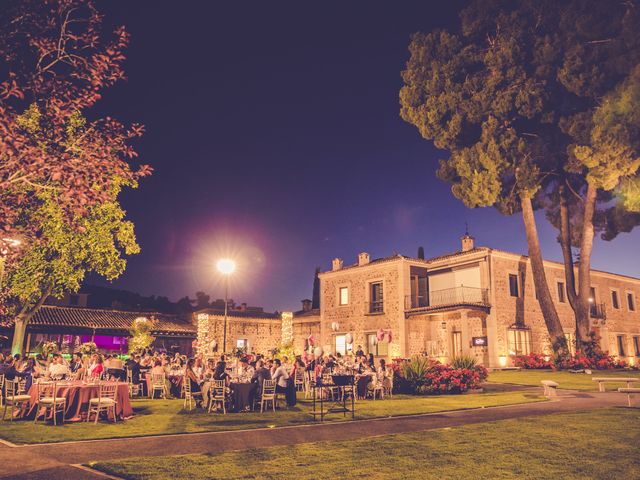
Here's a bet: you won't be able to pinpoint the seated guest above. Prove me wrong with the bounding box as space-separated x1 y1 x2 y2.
48 353 70 380
150 358 166 376
251 359 271 396
237 357 254 380
70 352 83 373
272 359 289 395
21 358 36 392
213 359 229 385
185 358 202 407
355 345 365 357
89 355 104 378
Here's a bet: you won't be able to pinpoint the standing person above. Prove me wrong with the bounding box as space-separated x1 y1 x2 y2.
272 359 289 397
355 345 365 357
368 353 375 369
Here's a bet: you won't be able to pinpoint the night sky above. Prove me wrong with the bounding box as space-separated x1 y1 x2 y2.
91 0 640 312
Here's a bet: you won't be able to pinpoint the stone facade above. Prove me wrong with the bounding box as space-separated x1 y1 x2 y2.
194 241 640 369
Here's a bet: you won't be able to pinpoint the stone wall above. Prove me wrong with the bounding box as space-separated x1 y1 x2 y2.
319 257 404 358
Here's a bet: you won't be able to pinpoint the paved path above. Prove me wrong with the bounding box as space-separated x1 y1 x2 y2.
0 390 628 479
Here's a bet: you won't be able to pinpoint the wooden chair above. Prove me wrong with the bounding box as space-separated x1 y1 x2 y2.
183 378 202 410
207 380 226 414
322 373 340 400
87 382 118 424
126 369 143 398
2 379 31 421
259 379 277 413
34 381 66 425
294 369 305 391
368 377 384 400
383 371 394 398
0 374 5 407
150 373 167 399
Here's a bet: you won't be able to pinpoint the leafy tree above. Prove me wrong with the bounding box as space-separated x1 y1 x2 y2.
128 317 155 354
5 182 140 354
195 291 211 310
400 0 640 353
0 0 150 267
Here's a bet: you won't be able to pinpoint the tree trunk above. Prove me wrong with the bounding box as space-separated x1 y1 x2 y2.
558 184 581 352
521 196 567 355
10 283 54 355
575 183 598 348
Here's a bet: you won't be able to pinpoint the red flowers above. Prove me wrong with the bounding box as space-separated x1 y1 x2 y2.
514 353 553 369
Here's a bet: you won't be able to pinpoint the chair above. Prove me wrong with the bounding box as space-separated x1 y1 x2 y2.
294 369 305 391
2 379 31 421
259 379 277 412
368 377 384 400
183 378 203 410
0 374 5 407
87 382 118 424
34 382 66 425
150 373 167 399
383 371 394 398
323 373 339 401
126 369 143 398
207 380 226 414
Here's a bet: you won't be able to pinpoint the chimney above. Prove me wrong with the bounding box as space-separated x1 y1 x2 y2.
332 258 343 271
417 246 425 260
358 252 370 266
461 233 475 252
301 299 312 312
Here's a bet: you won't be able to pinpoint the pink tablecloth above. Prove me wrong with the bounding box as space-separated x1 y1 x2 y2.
26 381 133 422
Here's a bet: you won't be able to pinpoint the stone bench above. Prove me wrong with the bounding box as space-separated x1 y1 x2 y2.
592 377 640 392
541 380 559 397
618 387 640 407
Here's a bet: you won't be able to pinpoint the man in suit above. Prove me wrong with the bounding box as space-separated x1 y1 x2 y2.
251 359 271 397
69 352 83 373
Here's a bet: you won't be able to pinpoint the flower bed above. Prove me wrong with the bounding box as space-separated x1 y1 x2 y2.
393 356 488 395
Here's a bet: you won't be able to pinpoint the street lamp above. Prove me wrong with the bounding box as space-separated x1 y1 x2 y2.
216 258 236 354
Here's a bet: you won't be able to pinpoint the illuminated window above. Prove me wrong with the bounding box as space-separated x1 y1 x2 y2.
507 327 531 355
339 287 349 306
335 335 346 355
236 339 248 350
508 274 519 297
611 290 620 309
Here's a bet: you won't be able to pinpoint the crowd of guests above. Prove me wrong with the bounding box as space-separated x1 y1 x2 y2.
1 345 393 407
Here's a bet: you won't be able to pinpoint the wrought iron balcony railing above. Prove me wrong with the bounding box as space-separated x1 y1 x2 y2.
589 302 606 320
405 286 489 310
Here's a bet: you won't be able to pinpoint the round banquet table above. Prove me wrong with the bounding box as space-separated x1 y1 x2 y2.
26 381 133 422
230 382 257 412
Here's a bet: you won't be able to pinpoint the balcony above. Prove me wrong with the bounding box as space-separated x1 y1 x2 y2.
405 286 490 311
590 302 606 320
365 300 384 315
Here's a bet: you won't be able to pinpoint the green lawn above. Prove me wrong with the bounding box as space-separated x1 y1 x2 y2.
0 390 544 444
488 369 640 391
90 408 640 480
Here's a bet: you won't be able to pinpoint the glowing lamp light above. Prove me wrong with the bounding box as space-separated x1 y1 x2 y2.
216 258 236 275
499 355 508 367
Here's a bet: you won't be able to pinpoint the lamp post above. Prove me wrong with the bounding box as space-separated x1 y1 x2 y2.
216 258 236 354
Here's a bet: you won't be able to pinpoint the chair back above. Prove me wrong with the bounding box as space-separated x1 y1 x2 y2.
151 373 165 387
184 377 193 396
126 368 133 384
322 373 333 385
0 374 4 392
36 381 56 400
211 379 225 399
5 379 21 397
99 383 118 401
262 379 276 397
295 369 304 382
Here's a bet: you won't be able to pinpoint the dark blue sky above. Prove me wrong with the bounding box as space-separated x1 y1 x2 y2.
92 0 640 311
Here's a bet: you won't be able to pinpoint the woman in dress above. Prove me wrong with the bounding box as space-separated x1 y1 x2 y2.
185 358 202 407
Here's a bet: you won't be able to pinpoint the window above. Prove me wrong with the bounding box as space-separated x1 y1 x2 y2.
366 333 388 356
617 335 626 357
339 287 349 306
508 274 519 297
557 282 566 303
335 334 347 356
611 290 620 309
369 282 384 313
507 328 531 355
628 293 636 312
633 336 640 356
236 339 248 350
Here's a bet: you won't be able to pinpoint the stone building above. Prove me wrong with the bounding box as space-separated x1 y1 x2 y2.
318 235 640 368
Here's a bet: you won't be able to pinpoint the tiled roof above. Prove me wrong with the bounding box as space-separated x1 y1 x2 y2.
293 308 321 318
5 306 196 336
194 308 280 320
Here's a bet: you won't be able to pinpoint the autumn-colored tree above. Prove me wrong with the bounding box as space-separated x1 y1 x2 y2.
400 0 640 353
0 0 150 254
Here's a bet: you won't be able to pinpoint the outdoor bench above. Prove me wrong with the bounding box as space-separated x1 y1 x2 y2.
618 387 640 407
592 377 639 392
540 380 559 397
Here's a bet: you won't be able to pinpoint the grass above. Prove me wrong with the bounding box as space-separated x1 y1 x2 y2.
90 408 640 480
0 390 544 444
488 369 639 391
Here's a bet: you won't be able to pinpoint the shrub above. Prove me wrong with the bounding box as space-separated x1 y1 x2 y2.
394 356 486 394
451 355 477 370
513 353 553 369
